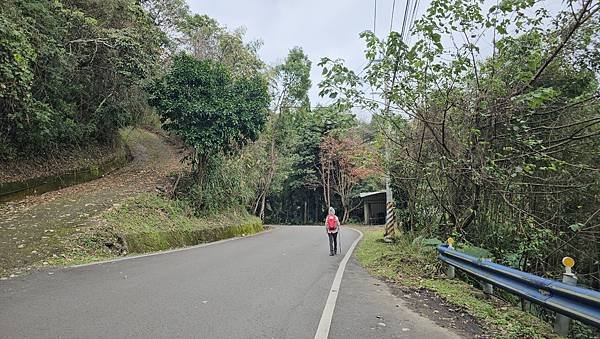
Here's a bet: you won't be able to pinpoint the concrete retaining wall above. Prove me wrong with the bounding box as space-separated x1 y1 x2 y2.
122 219 264 253
0 143 131 203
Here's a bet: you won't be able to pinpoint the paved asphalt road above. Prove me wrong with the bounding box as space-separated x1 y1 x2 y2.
0 226 459 338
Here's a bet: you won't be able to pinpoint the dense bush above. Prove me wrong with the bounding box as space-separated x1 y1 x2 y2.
147 53 269 177
0 0 162 159
319 0 600 289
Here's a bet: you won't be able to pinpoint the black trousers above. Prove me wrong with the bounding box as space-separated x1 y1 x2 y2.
328 232 338 254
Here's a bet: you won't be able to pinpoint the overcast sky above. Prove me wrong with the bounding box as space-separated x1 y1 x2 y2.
187 0 566 118
187 0 420 112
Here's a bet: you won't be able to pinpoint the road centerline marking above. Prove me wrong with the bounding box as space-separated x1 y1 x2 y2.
314 227 364 339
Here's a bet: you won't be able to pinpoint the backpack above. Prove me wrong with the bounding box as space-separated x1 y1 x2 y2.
326 215 337 231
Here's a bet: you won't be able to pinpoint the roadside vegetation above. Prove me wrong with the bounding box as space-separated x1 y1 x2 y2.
320 0 599 287
1 0 598 336
318 1 599 336
355 228 559 338
1 0 162 162
104 194 262 253
41 194 262 268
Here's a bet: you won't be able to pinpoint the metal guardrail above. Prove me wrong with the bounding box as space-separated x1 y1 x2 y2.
437 244 600 330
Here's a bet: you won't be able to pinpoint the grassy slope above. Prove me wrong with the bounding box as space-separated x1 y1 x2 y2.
104 193 263 252
0 127 182 277
354 227 558 339
44 193 262 267
104 193 257 234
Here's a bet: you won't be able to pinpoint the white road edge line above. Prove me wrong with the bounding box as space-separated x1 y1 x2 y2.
314 227 364 339
69 227 276 269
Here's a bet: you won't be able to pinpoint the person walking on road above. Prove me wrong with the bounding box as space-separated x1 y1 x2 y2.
325 207 340 256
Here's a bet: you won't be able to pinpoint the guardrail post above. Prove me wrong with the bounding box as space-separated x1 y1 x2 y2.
554 257 577 337
482 257 494 295
482 281 494 295
445 238 455 279
447 264 456 279
522 299 531 313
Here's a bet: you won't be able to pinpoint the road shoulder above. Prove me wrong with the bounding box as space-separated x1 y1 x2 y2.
330 256 462 338
352 227 558 338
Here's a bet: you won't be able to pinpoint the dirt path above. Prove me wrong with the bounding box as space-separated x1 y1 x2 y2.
0 128 184 277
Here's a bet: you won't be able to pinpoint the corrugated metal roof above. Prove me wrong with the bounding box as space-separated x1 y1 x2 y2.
359 190 386 198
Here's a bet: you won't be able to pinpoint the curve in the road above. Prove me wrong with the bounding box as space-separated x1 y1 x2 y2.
0 226 459 339
0 226 359 338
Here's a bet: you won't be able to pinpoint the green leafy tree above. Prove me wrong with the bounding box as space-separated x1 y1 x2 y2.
319 130 382 222
271 47 312 111
251 47 312 220
0 0 162 159
319 0 599 290
179 14 264 78
263 105 358 223
148 53 269 181
141 0 189 33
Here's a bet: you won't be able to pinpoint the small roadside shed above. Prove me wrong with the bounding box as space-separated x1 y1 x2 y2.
359 190 386 225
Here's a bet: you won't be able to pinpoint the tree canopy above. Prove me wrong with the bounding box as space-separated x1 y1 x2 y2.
319 0 599 288
1 0 162 159
148 53 269 174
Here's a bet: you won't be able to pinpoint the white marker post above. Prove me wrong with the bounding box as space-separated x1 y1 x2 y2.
446 238 455 279
554 256 577 336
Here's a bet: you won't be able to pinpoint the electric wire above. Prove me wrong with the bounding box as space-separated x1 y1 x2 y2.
406 0 420 44
399 0 412 42
373 0 377 34
389 0 396 33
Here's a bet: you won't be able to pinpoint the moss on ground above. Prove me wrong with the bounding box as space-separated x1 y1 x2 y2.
0 127 187 277
41 193 263 268
103 193 263 253
354 227 558 339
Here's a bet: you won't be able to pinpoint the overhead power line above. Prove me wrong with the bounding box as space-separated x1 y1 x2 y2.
389 0 396 33
399 0 412 42
406 0 420 43
373 0 377 34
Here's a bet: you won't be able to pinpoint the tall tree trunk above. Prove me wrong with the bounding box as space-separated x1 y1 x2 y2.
254 134 277 220
303 199 307 224
342 204 349 224
253 191 263 215
259 194 266 221
314 191 319 223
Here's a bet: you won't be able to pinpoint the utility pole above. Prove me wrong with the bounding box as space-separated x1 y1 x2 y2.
381 16 406 240
382 78 397 242
384 170 396 241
